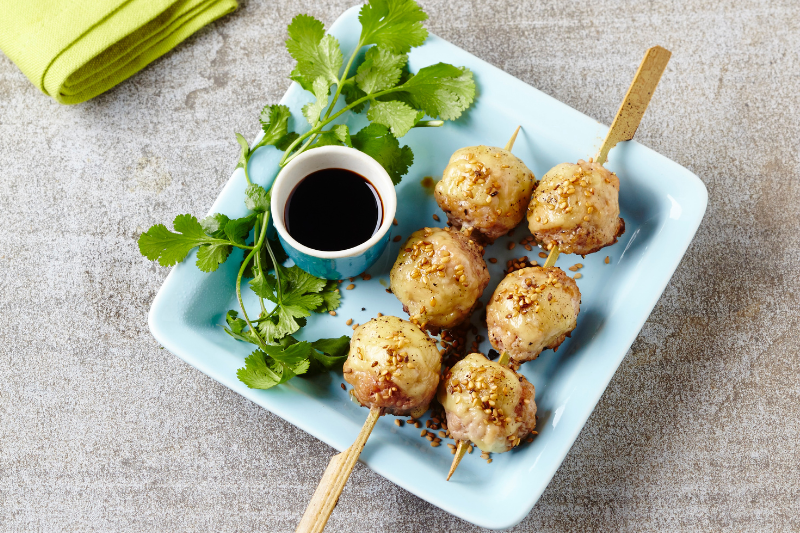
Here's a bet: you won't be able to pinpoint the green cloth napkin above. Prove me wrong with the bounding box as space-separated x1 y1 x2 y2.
0 0 237 104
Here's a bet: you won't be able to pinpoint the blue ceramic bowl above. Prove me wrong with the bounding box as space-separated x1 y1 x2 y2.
270 145 397 279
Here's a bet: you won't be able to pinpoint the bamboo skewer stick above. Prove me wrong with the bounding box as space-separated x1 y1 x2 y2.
543 245 560 268
446 351 512 481
539 46 670 263
447 441 468 481
504 125 521 151
594 46 671 166
296 407 382 533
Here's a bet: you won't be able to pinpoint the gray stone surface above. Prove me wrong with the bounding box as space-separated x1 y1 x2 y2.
1 0 799 531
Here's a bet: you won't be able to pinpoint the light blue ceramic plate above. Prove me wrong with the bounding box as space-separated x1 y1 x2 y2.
149 6 707 530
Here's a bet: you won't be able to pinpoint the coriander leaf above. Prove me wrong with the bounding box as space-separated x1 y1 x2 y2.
311 336 351 358
287 15 343 91
367 100 423 137
258 306 305 344
263 341 313 365
255 265 328 343
224 310 257 344
351 123 414 184
237 348 309 389
315 279 342 312
201 213 231 239
245 184 270 213
283 264 328 296
250 271 278 303
235 133 250 169
396 63 475 120
341 82 368 113
139 214 226 268
258 104 292 146
304 336 350 374
224 213 258 245
196 242 232 272
308 349 347 374
302 77 331 126
313 124 352 148
275 132 300 151
359 0 428 54
355 46 407 95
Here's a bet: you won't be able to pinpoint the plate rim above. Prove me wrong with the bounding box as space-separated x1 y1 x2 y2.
148 5 708 529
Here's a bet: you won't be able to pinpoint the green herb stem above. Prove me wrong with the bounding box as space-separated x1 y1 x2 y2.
235 213 272 353
280 85 402 167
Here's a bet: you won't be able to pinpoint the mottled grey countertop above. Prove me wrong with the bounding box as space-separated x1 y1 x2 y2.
2 0 799 531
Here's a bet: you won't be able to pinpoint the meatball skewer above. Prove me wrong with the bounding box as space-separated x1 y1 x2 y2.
444 229 567 480
442 351 537 480
435 127 535 243
486 246 581 364
527 46 671 260
298 316 441 530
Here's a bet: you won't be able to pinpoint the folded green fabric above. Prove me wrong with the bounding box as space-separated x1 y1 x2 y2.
0 0 237 104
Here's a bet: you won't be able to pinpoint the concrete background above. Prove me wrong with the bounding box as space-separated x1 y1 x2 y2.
1 0 799 531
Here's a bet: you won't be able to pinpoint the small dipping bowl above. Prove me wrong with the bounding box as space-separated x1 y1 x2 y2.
271 145 397 280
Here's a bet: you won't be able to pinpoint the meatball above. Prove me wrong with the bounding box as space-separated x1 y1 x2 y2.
527 159 624 255
438 353 537 453
390 227 490 333
435 145 535 243
343 316 441 416
487 266 581 363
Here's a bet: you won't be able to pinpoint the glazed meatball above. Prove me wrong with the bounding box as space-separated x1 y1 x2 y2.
527 159 624 255
344 316 441 417
390 227 490 333
435 145 535 243
438 353 537 453
487 266 581 363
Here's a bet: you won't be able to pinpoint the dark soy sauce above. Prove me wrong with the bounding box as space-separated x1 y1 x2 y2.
285 168 383 251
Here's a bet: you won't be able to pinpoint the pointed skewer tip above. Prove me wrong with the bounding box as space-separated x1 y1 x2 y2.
447 440 469 481
504 126 521 152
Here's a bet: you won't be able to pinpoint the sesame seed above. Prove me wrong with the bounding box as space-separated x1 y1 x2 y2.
340 383 346 390
508 242 516 250
352 323 359 330
329 311 337 316
538 252 547 258
575 273 583 279
431 441 440 447
346 284 356 290
361 273 372 280
432 214 440 221
438 431 446 438
395 419 403 427
605 256 611 264
346 318 353 326
377 312 383 317
393 235 402 242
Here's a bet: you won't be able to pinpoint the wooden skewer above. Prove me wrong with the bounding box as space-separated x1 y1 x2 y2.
296 407 382 532
595 46 671 166
540 47 670 261
543 245 560 268
504 125 521 151
447 440 468 481
447 352 512 481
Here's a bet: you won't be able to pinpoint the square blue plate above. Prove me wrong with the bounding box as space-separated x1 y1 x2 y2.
149 6 707 530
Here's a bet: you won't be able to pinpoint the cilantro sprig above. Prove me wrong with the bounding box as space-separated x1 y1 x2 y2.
138 0 477 392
